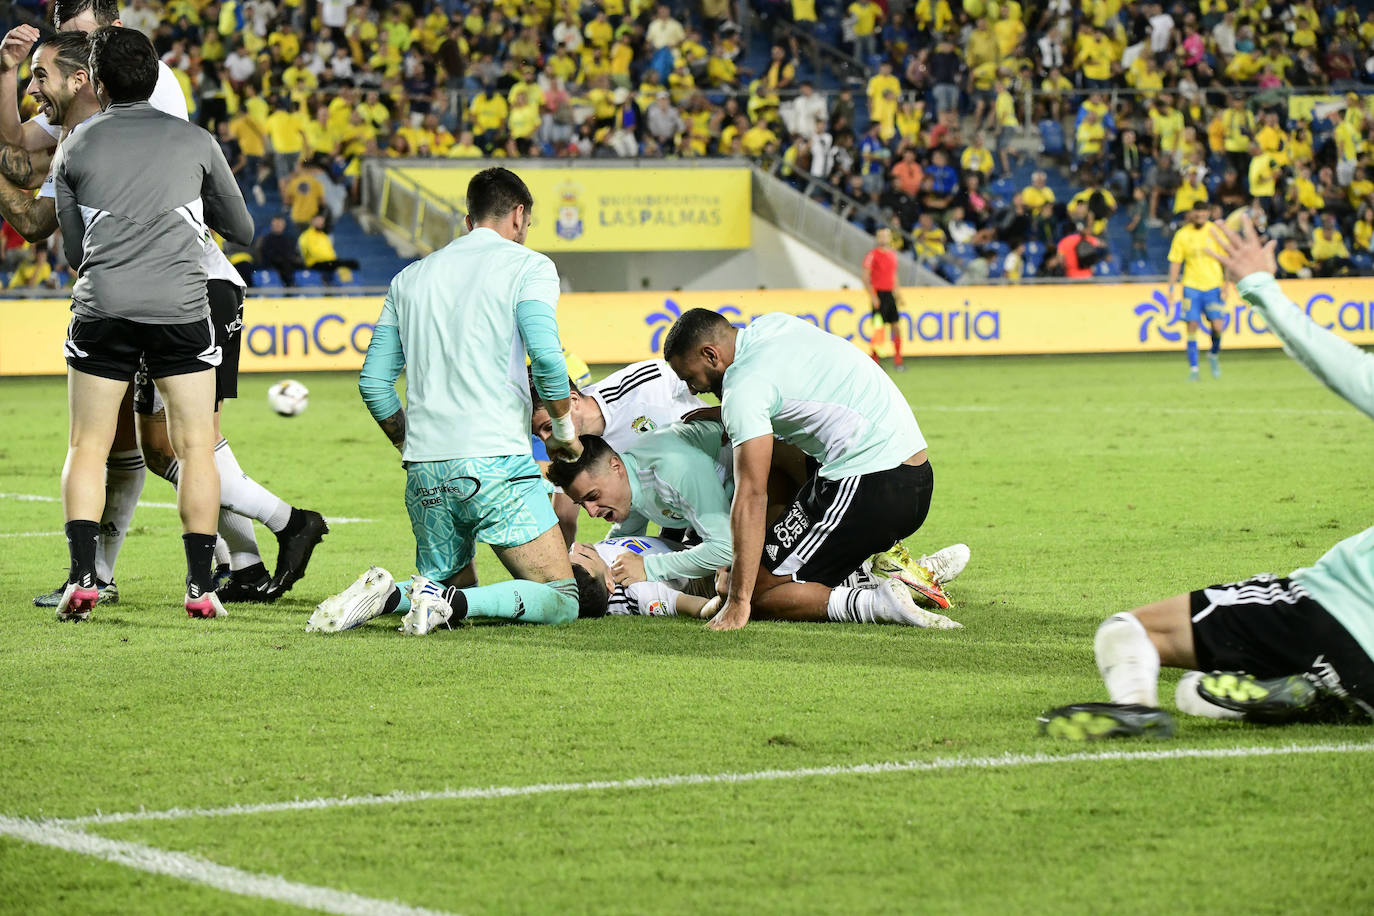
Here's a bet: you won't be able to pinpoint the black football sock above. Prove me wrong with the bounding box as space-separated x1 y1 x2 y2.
183 533 218 593
65 520 100 588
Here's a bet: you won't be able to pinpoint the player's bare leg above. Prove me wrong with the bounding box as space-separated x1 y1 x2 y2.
35 385 140 608
155 369 225 618
56 369 128 619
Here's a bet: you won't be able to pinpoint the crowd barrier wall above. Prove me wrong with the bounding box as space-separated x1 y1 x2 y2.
5 279 1373 375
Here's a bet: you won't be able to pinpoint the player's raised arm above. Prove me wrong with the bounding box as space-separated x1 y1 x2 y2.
1209 217 1374 419
358 289 407 453
0 25 54 158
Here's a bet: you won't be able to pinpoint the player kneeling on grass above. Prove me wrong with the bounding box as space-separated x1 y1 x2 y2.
547 428 965 628
1040 217 1374 741
663 308 964 631
317 167 586 636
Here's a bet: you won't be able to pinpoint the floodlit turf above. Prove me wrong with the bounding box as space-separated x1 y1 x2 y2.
2 350 1373 914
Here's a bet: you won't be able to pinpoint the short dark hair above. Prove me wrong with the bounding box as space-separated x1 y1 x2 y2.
1191 200 1210 211
544 435 617 491
53 0 119 28
527 369 580 409
39 31 92 80
467 167 533 224
573 564 609 618
89 26 157 104
662 308 731 362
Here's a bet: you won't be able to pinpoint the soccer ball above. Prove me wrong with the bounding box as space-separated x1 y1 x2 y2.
267 379 309 417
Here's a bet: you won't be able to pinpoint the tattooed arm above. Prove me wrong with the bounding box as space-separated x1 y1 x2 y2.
375 409 407 453
0 172 56 241
0 141 51 191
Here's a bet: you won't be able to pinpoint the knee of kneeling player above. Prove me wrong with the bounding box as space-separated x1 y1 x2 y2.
547 577 582 625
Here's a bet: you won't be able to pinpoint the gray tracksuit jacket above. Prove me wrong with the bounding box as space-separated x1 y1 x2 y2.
53 100 253 324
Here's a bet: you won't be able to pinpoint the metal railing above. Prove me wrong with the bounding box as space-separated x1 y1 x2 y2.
751 163 946 286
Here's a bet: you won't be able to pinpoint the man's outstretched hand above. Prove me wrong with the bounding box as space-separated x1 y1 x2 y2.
1206 214 1277 284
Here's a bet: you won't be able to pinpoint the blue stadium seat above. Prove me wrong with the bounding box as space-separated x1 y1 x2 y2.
252 269 283 290
294 269 323 287
950 242 977 262
987 257 1005 279
1352 252 1374 272
1024 240 1046 268
1038 120 1066 157
990 177 1017 198
1093 257 1121 277
1205 172 1223 193
1127 258 1153 276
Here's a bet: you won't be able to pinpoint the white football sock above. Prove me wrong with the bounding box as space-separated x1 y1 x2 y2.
217 507 262 570
1175 671 1244 720
1095 613 1161 706
214 535 231 568
97 450 146 583
827 586 877 623
213 440 293 532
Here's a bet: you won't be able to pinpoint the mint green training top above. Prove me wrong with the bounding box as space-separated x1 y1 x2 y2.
610 421 734 583
1237 272 1374 660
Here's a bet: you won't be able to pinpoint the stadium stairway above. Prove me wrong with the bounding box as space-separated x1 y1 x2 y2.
243 187 413 293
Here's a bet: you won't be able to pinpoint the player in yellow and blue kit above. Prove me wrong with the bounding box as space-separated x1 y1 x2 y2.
1167 202 1228 380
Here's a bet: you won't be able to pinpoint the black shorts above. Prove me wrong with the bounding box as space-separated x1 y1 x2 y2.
873 290 899 325
1190 574 1374 706
66 312 221 383
134 280 243 414
762 460 933 587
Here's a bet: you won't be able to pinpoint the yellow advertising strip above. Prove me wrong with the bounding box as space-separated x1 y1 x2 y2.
5 279 1374 375
392 166 752 252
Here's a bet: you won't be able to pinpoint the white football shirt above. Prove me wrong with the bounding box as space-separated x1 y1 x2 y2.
585 359 708 453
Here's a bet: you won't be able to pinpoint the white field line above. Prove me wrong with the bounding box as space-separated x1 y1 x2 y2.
52 741 1374 829
0 493 371 524
0 531 63 538
920 405 1356 417
0 815 458 916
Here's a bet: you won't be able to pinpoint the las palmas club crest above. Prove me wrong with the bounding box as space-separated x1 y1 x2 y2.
554 181 584 241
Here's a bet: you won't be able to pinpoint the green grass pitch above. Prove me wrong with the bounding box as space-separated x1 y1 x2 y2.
2 350 1373 914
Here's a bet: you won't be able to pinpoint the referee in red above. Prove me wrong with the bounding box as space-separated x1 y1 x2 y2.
862 228 904 371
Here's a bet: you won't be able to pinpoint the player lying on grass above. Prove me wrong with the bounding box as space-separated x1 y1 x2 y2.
529 358 710 543
567 535 967 624
663 308 951 631
350 166 586 635
546 427 966 628
1040 216 1374 740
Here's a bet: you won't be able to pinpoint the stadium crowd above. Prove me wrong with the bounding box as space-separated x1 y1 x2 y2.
4 0 1374 284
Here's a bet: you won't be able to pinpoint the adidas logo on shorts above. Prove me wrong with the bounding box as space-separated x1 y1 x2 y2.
765 544 778 560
